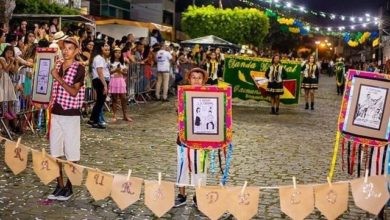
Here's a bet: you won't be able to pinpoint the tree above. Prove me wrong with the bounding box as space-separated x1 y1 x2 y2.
14 0 79 15
181 5 269 46
0 0 16 29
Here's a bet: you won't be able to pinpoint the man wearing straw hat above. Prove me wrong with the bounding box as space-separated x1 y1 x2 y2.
47 36 85 201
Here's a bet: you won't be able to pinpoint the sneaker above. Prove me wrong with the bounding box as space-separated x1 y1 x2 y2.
47 184 63 200
57 187 73 201
92 123 106 129
87 120 94 126
174 194 187 208
193 195 198 208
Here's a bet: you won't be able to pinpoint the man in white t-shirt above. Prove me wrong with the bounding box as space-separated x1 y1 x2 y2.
155 43 173 101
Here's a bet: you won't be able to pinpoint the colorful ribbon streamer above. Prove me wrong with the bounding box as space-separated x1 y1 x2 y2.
221 143 233 185
328 131 341 180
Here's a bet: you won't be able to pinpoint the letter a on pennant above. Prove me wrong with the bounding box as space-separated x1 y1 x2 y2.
85 169 114 201
144 180 174 218
4 140 28 175
32 150 60 185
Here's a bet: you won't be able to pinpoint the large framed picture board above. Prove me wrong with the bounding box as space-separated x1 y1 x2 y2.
32 48 57 104
177 85 232 149
339 69 390 145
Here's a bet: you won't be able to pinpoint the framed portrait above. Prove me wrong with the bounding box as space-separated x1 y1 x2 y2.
178 85 232 149
339 70 390 144
32 48 57 104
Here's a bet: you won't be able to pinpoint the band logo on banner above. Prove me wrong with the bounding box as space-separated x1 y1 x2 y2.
32 48 57 104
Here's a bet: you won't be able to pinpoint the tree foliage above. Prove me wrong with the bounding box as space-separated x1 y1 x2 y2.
0 0 16 26
181 5 269 46
14 0 79 15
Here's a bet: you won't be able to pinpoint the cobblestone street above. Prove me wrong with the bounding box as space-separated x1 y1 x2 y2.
0 75 389 219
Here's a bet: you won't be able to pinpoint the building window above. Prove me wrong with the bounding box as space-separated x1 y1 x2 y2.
163 10 173 25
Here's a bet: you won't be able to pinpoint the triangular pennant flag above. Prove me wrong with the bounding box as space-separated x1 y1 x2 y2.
144 180 174 218
64 162 84 186
279 185 314 220
85 169 114 201
32 150 60 185
110 175 143 210
314 182 349 220
350 175 390 215
226 186 260 220
5 140 29 175
196 186 228 220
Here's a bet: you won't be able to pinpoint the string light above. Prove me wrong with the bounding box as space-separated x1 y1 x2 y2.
350 17 355 22
351 25 355 30
359 17 363 22
341 16 345 21
362 23 367 27
299 6 305 12
286 2 292 8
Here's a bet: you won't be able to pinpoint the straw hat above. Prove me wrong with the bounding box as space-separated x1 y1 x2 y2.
53 31 68 42
185 68 209 85
63 37 79 48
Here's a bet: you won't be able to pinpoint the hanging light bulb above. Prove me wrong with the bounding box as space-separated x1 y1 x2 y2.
359 17 363 22
327 27 332 31
341 16 345 20
315 27 320 31
351 25 355 30
362 23 367 28
350 17 356 22
299 6 305 12
366 18 371 22
286 2 292 8
330 14 336 19
365 13 370 17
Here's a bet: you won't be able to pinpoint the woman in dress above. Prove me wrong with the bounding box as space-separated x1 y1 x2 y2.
301 55 319 110
265 54 286 115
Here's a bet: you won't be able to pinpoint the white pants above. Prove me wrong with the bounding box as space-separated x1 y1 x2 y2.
176 145 207 187
50 114 81 161
155 72 170 100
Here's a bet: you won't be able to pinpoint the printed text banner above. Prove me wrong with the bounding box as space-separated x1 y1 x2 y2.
223 56 302 105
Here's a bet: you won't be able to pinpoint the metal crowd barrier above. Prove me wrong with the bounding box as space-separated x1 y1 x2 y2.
127 63 154 106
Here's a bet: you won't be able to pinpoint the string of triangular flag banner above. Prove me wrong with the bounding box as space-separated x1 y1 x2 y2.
2 136 389 219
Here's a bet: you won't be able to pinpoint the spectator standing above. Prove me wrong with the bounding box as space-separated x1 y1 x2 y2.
155 43 172 101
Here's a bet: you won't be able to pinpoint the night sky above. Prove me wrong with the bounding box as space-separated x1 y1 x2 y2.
177 0 387 26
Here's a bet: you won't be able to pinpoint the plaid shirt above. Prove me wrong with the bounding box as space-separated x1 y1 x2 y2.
51 60 85 110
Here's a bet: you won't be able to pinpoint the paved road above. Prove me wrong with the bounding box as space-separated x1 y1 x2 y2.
0 74 388 219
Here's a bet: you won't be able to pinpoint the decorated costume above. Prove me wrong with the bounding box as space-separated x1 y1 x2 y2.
203 60 222 85
301 63 319 90
335 60 346 95
265 64 286 95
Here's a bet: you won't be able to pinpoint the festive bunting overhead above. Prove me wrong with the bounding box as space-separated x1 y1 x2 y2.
1 136 389 218
238 0 379 37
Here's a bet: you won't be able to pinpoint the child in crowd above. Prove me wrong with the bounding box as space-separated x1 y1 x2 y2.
174 67 209 208
0 46 18 122
109 47 132 122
